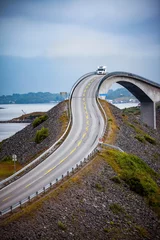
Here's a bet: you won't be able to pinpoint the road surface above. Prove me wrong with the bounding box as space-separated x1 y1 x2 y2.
0 74 104 212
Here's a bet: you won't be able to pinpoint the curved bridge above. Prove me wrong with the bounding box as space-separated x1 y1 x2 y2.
98 72 160 129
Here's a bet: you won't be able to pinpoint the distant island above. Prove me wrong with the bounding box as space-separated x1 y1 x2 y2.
0 92 67 104
0 88 138 104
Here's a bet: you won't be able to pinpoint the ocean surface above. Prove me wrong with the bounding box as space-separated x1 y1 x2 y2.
0 102 138 142
0 103 57 141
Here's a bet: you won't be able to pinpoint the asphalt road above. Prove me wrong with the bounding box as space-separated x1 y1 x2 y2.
0 74 104 212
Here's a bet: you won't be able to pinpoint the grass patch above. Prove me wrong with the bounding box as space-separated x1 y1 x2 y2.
57 220 67 230
135 225 149 238
99 99 118 144
129 123 157 145
32 114 48 128
144 134 156 145
135 135 146 143
109 203 125 215
110 176 121 184
123 106 140 115
100 149 160 215
0 157 22 179
35 127 49 144
95 183 104 192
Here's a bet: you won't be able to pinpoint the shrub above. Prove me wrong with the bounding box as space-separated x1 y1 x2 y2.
109 203 125 214
111 176 121 184
35 127 49 144
95 183 104 191
58 220 67 230
135 135 145 143
32 114 48 128
2 156 12 162
144 134 156 145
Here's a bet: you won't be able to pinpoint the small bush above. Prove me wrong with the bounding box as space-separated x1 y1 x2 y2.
108 118 113 122
111 176 121 184
32 114 48 128
2 156 12 162
95 183 104 191
35 127 49 144
110 203 125 214
58 220 67 230
144 134 156 145
135 135 145 143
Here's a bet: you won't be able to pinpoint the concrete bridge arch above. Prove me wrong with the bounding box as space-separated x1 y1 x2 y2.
98 72 160 129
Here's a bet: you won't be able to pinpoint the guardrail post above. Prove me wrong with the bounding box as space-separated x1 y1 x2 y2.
43 187 45 193
56 178 58 183
80 161 82 166
72 167 74 173
62 175 64 180
76 164 78 169
67 171 69 176
50 182 52 188
19 201 22 207
10 206 13 213
28 196 30 202
36 191 38 196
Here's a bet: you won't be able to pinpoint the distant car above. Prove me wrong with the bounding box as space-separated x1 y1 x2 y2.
96 66 106 75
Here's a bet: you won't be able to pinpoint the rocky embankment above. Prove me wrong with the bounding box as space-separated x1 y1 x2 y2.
0 101 69 165
0 101 160 240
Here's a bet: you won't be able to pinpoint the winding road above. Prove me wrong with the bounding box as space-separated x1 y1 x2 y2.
0 74 105 213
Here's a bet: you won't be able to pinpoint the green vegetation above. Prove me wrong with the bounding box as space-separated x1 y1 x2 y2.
144 134 156 145
35 127 49 144
109 203 125 215
108 118 113 122
110 176 121 184
0 92 65 104
128 123 157 145
123 106 140 115
100 149 160 215
95 183 104 191
1 156 12 162
106 88 135 100
0 156 22 178
135 225 149 238
32 114 48 128
57 220 67 230
135 135 146 143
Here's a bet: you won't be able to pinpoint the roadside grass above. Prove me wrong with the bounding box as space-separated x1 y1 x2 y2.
0 156 22 179
99 99 118 144
99 149 160 216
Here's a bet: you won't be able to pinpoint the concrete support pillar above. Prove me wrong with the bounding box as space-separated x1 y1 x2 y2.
140 101 156 129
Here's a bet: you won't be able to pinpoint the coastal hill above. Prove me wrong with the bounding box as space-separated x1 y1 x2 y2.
0 101 160 239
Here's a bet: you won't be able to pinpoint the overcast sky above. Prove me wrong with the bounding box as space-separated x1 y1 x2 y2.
0 0 160 95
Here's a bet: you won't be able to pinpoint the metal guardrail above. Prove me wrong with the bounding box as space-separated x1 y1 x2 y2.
0 147 99 216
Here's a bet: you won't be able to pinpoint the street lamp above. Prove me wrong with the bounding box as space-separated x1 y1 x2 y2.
12 154 17 174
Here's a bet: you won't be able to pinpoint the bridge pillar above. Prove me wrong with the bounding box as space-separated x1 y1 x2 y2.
140 102 156 129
